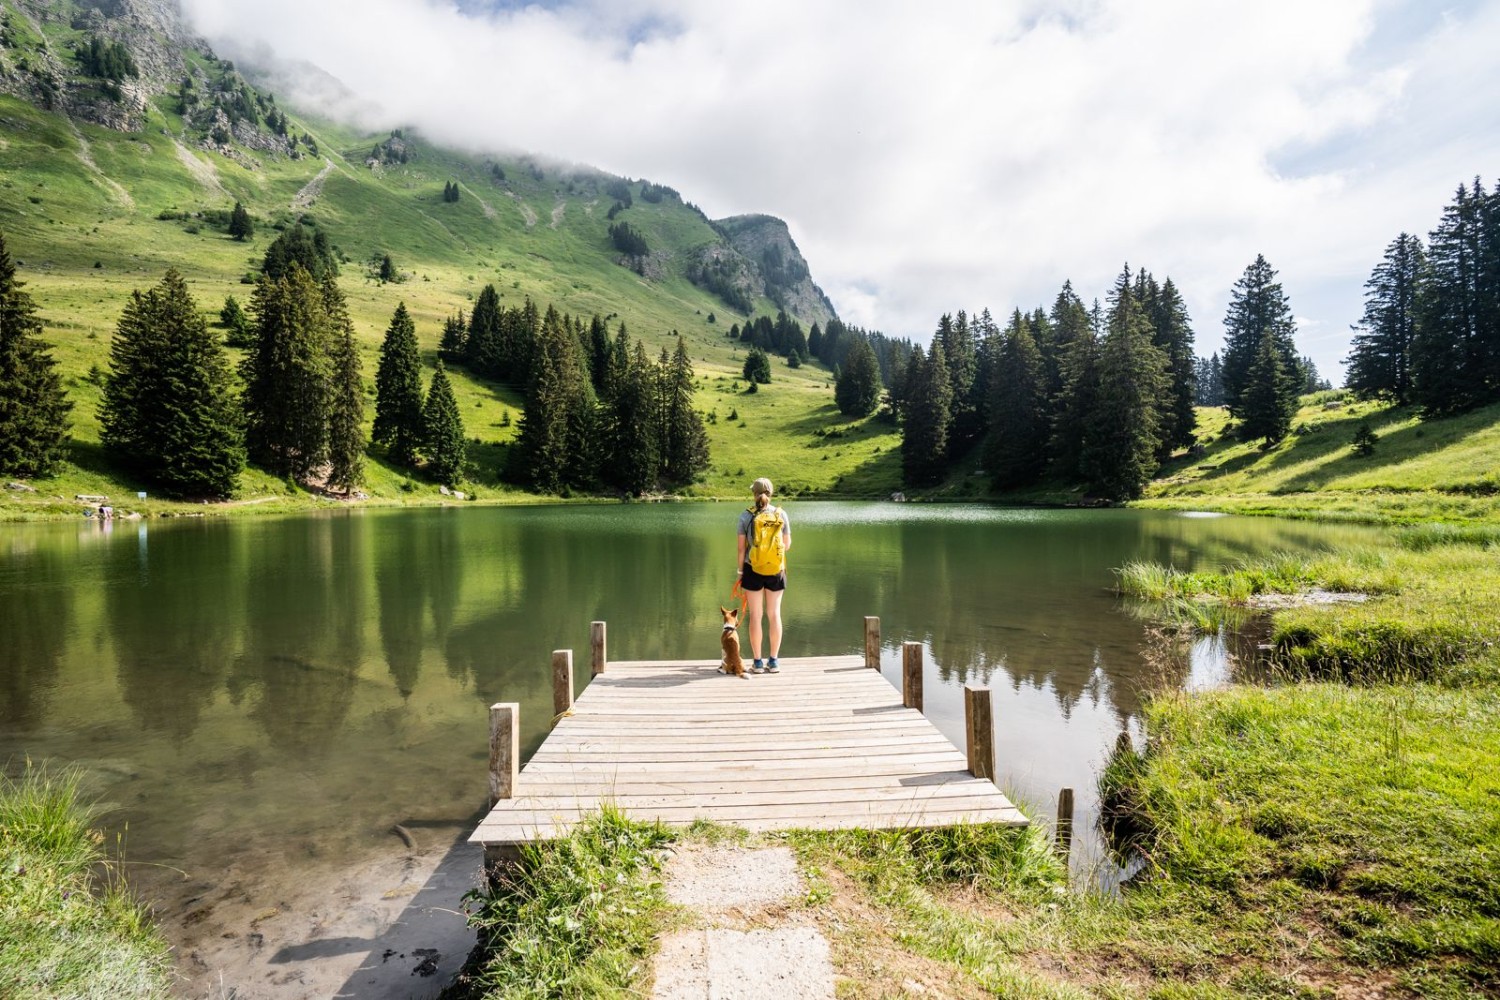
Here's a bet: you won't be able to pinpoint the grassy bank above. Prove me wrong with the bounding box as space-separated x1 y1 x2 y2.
0 765 173 999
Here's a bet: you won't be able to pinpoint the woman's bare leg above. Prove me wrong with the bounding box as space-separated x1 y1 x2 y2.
765 589 784 659
746 588 766 660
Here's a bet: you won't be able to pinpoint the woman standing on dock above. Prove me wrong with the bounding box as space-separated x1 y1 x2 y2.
736 477 791 673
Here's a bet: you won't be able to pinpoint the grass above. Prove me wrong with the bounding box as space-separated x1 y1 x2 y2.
0 87 903 518
0 763 173 1000
445 806 675 1000
1141 394 1500 525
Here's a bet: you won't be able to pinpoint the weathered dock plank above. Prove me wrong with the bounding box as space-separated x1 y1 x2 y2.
470 650 1026 852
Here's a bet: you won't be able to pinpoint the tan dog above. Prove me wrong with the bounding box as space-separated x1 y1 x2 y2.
718 606 746 677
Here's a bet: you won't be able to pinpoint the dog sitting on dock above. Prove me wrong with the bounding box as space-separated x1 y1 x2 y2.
718 606 746 677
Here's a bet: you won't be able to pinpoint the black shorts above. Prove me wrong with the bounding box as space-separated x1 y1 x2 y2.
740 563 786 592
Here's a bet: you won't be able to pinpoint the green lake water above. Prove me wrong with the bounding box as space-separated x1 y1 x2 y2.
1 503 1381 941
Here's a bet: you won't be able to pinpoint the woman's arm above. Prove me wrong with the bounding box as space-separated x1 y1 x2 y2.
736 531 746 571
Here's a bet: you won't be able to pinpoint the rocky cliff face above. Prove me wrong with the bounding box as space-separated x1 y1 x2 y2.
716 214 837 329
0 0 298 157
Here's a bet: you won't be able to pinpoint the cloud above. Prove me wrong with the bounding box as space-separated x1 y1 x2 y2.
180 0 1500 379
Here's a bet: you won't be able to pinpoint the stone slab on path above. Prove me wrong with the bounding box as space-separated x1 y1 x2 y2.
653 844 834 999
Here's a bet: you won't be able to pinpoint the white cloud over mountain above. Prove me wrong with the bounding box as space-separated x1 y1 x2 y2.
181 0 1500 378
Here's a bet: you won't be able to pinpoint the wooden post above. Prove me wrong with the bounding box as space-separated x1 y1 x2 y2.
901 641 923 712
488 703 519 808
552 649 574 717
864 617 881 669
591 621 607 676
1056 787 1074 865
963 685 995 782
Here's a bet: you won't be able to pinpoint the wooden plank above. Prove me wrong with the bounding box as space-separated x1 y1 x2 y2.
964 685 995 782
865 617 881 669
514 751 966 775
537 732 953 751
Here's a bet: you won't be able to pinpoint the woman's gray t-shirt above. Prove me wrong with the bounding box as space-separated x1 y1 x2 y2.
738 505 791 545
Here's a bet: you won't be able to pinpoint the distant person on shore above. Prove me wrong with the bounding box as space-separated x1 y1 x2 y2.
736 477 791 673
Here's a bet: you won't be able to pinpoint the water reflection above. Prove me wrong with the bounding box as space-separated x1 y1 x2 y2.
0 505 1382 895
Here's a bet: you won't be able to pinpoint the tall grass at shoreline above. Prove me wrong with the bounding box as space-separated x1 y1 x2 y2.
445 806 674 1000
0 764 172 999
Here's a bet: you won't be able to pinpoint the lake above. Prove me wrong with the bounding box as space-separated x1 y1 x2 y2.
0 503 1380 995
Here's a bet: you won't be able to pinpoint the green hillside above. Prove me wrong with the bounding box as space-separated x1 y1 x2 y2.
1141 392 1500 523
0 7 902 517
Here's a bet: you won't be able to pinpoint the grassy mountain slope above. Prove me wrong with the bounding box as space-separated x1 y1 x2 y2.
0 6 902 516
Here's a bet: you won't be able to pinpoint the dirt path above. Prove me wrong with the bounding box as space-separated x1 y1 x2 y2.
550 198 566 229
653 844 834 999
292 158 337 211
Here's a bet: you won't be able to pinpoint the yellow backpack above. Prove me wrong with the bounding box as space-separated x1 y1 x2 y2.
746 505 786 575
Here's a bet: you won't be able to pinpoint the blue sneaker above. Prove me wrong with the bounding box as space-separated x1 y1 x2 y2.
766 658 779 673
751 659 765 673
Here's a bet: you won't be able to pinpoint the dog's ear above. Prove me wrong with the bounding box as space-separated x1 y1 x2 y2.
719 606 728 616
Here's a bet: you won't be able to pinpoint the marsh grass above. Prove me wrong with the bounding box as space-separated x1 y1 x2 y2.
0 763 172 1000
449 806 674 1000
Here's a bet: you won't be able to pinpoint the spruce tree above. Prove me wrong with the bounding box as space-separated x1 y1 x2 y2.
1148 276 1197 457
512 305 591 492
661 336 710 487
1346 233 1424 404
1081 270 1168 499
438 312 467 363
742 346 772 384
464 284 503 377
1239 330 1295 446
1049 296 1101 481
99 270 243 497
221 294 253 347
984 309 1048 488
0 234 71 477
373 303 425 467
901 341 951 486
1221 255 1298 418
423 361 466 485
228 201 254 241
835 337 882 417
323 278 366 493
587 314 611 395
938 312 982 454
1412 180 1495 415
241 264 334 480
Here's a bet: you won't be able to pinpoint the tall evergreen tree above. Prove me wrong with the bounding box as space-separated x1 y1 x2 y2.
587 314 611 396
984 309 1048 488
99 270 242 497
324 281 366 493
512 305 591 492
496 296 539 385
228 201 254 241
1147 276 1197 456
241 264 334 480
1239 330 1296 445
661 337 710 487
834 337 882 417
1049 296 1102 481
464 284 503 377
423 361 466 485
1412 180 1497 415
901 341 952 486
1221 254 1298 418
1081 269 1169 499
373 302 425 467
438 312 467 363
611 338 661 495
939 311 983 454
1347 234 1425 403
0 234 71 477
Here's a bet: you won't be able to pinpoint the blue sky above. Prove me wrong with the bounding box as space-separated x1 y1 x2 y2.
184 0 1500 381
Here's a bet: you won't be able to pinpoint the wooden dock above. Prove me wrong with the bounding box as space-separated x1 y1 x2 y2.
470 620 1027 859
